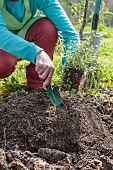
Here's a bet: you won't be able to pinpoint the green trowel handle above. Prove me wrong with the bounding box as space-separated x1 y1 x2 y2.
46 84 53 96
92 0 101 30
92 13 99 30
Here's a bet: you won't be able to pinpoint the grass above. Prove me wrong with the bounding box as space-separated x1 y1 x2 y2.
0 27 113 99
79 26 113 93
98 27 113 87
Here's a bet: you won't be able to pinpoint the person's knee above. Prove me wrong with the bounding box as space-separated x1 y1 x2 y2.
25 17 58 60
29 17 58 42
0 60 17 78
44 18 58 37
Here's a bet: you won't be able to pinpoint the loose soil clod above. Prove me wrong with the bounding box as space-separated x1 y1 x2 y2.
0 88 113 169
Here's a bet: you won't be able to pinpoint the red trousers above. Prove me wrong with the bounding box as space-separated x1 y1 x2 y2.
0 17 58 89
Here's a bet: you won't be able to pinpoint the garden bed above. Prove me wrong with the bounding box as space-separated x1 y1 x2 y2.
0 89 113 170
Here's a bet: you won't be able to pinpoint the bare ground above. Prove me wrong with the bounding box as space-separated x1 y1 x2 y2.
0 89 113 170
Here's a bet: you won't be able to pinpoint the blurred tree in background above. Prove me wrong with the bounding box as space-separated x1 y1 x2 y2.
59 0 113 27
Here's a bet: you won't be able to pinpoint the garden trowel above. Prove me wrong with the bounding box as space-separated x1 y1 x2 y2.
47 83 63 107
34 60 63 106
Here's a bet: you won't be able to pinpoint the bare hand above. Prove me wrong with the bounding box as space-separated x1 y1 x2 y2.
35 51 55 88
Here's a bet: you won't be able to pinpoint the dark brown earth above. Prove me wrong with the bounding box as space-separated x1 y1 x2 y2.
62 67 84 92
0 88 113 170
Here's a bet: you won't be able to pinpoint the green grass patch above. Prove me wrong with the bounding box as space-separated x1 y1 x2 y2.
99 30 113 87
0 61 28 99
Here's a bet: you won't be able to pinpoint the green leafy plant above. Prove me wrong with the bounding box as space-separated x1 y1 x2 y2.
61 39 99 93
0 61 28 99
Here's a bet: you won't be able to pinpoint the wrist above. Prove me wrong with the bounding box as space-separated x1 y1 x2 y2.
35 50 44 62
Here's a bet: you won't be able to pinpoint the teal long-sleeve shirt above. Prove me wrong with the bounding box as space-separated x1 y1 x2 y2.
0 0 80 64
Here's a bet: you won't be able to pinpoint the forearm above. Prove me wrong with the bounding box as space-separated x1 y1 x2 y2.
0 14 43 64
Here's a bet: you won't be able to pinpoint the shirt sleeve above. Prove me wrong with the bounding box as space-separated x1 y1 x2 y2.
36 0 80 49
0 13 43 64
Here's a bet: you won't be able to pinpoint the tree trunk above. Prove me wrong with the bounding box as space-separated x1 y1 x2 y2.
79 0 89 39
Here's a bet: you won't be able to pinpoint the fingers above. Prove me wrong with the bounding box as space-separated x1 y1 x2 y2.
35 51 52 72
35 61 44 73
43 68 54 88
37 66 48 75
35 51 55 87
38 67 50 79
43 68 54 87
39 66 55 87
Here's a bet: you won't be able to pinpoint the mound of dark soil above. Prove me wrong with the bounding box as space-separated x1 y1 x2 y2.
0 89 113 170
